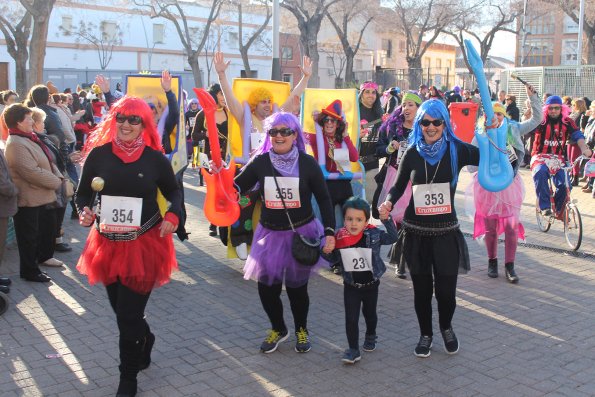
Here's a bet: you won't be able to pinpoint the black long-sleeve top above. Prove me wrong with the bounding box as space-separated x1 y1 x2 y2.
386 141 479 224
235 151 335 233
162 90 179 154
75 143 182 226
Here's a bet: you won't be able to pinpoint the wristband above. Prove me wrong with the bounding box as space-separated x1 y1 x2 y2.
387 144 397 154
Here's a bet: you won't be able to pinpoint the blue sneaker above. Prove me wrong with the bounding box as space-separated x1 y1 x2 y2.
294 327 311 353
362 334 377 352
341 348 361 364
260 329 288 353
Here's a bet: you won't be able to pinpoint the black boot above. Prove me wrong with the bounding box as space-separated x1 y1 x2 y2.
139 330 155 371
116 338 142 397
488 258 498 278
505 262 519 284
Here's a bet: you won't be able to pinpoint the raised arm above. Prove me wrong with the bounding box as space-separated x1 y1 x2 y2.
214 52 244 124
280 56 312 112
518 84 542 136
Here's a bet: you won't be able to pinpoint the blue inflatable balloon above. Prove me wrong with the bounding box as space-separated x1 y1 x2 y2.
464 39 513 192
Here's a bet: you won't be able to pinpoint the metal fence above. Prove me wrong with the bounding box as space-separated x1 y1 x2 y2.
501 65 595 106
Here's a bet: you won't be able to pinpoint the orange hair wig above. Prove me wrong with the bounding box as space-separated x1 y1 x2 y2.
247 87 273 112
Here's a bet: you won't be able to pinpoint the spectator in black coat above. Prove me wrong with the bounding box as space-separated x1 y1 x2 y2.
505 94 520 122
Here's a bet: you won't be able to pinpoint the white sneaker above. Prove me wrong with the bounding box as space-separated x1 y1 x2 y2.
235 243 248 260
40 258 65 267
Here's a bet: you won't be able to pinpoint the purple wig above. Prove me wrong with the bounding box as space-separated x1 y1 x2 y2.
252 112 306 157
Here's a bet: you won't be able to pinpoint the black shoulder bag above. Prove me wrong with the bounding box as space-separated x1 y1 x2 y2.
270 163 321 266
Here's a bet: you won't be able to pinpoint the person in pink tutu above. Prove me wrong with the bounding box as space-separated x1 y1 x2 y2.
76 96 182 397
234 111 336 354
469 83 542 283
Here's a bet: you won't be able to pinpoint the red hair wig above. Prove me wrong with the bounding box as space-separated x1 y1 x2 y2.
82 96 163 161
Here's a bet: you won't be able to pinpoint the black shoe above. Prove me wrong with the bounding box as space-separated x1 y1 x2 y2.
488 258 498 278
541 208 552 217
440 327 459 355
209 225 217 237
54 243 72 252
0 285 9 294
21 273 51 283
414 335 432 358
505 262 519 284
332 265 342 275
70 211 79 219
139 332 155 370
0 277 11 286
396 269 407 279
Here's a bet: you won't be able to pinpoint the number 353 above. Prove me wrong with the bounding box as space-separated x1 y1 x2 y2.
424 193 444 206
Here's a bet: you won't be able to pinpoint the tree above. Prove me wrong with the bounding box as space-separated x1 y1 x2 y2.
319 41 347 87
135 0 224 88
545 0 595 64
281 0 342 87
60 20 124 70
0 0 57 94
444 0 521 76
233 0 272 76
383 0 479 87
325 0 374 85
0 4 31 96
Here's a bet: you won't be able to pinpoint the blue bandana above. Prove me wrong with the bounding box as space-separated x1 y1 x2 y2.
416 135 447 165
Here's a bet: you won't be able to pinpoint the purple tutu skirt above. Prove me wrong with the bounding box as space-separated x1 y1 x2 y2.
243 218 327 288
468 173 525 240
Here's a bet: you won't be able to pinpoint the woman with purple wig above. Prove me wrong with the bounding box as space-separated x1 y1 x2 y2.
235 111 336 354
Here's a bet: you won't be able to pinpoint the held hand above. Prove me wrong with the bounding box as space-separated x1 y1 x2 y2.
159 220 177 237
378 201 392 219
69 151 82 162
214 51 230 74
390 140 399 149
161 70 172 92
79 206 95 227
322 236 335 254
299 56 312 78
583 148 593 159
95 75 110 93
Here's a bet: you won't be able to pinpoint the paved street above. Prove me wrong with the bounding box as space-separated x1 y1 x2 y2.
1 166 595 396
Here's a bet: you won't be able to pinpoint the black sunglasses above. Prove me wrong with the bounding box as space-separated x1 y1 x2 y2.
115 114 143 125
323 117 338 124
268 128 295 137
420 119 445 127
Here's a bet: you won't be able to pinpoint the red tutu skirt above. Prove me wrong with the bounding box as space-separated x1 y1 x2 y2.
76 225 178 294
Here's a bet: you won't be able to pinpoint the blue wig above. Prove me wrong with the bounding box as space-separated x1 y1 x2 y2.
252 111 306 157
408 99 463 187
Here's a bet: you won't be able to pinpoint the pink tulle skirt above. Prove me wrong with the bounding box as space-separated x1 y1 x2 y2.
470 173 525 240
77 225 178 294
378 165 412 223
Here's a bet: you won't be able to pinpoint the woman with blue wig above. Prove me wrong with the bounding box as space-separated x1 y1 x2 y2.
378 99 479 358
234 111 336 354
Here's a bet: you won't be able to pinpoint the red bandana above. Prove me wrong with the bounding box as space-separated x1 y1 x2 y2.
112 135 146 163
335 224 376 249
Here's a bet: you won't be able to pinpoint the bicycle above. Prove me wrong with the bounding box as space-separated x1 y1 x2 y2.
535 156 584 251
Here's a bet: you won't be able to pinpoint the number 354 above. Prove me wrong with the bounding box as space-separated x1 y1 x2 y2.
112 209 134 223
424 193 444 205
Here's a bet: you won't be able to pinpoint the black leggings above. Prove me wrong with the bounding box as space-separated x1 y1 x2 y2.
410 274 458 337
258 282 309 333
106 281 152 341
344 283 379 349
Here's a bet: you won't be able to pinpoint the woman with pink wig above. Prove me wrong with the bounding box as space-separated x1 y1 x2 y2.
76 96 182 397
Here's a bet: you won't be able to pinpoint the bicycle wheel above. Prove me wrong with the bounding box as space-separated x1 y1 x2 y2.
564 204 582 251
535 206 551 232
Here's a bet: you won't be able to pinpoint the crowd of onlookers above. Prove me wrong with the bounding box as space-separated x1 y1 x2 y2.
0 82 113 290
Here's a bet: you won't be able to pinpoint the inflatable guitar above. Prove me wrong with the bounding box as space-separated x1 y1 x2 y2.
193 88 240 226
464 39 513 192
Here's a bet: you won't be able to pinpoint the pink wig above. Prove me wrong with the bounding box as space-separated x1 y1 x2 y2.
82 96 163 161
